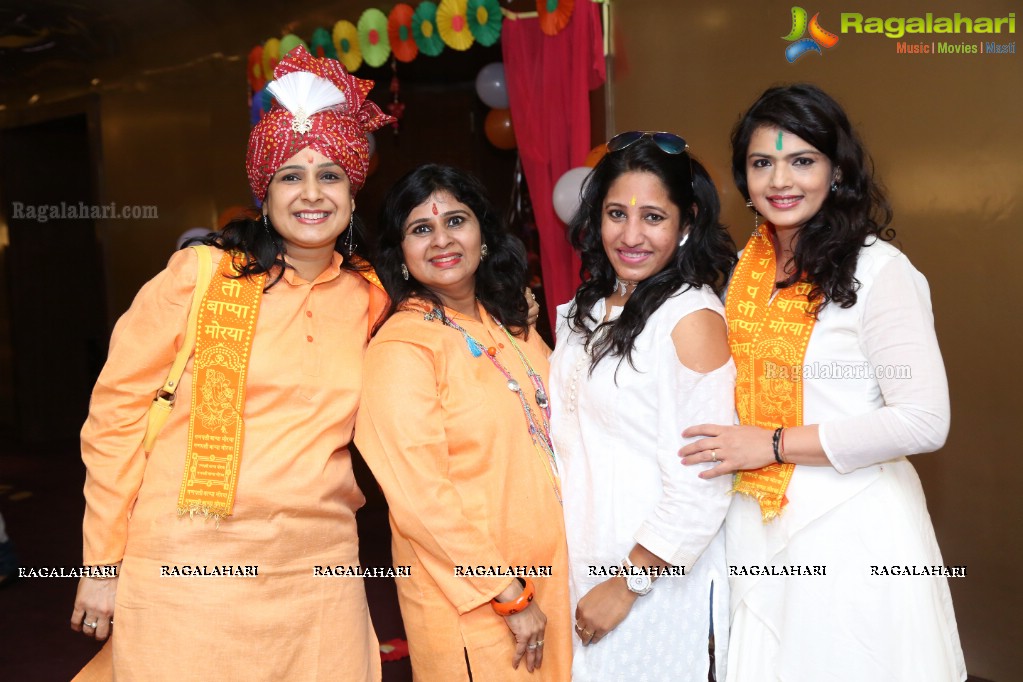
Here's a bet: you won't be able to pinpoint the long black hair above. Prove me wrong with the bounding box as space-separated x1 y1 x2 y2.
567 138 736 374
375 164 529 335
186 213 372 290
731 83 895 312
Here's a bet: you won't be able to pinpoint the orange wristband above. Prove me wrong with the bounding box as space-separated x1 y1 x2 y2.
490 578 535 616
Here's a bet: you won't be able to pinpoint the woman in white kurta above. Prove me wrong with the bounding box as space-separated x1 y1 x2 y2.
550 133 738 681
680 84 966 681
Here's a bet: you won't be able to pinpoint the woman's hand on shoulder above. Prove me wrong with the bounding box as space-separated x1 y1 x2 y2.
679 424 775 478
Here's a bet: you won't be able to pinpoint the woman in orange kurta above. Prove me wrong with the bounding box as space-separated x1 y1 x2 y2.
355 165 571 681
69 47 392 680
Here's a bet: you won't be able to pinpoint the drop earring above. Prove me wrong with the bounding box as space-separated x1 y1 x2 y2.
262 214 271 234
678 232 689 248
480 243 489 260
745 199 760 234
401 264 409 281
830 181 838 192
345 214 356 255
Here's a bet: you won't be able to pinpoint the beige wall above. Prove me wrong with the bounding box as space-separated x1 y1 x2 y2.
611 0 1021 678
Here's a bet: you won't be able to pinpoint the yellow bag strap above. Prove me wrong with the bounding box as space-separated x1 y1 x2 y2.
158 245 213 400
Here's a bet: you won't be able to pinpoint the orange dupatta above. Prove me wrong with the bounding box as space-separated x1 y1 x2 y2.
725 225 818 521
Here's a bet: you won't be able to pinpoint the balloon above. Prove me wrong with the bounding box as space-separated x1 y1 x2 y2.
584 143 607 168
176 227 211 250
484 108 516 150
475 62 508 109
552 167 592 224
367 131 377 158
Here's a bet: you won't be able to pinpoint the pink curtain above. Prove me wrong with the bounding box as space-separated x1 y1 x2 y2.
502 4 605 330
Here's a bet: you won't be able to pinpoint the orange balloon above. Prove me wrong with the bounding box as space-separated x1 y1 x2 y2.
217 205 257 229
484 108 516 150
367 152 380 177
584 143 607 168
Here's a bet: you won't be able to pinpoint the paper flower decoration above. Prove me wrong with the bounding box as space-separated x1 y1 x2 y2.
261 38 281 82
467 0 501 46
332 20 363 72
388 4 419 62
437 0 475 51
309 27 337 60
537 0 574 36
247 45 265 93
358 8 392 67
412 2 445 57
279 33 308 59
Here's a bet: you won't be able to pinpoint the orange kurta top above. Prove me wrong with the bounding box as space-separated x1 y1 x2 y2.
355 304 571 682
80 247 380 681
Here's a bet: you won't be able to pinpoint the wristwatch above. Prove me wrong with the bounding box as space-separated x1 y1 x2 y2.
621 557 652 596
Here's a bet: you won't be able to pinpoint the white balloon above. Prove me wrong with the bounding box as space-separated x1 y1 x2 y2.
552 167 592 224
367 131 377 158
176 227 210 250
475 62 509 109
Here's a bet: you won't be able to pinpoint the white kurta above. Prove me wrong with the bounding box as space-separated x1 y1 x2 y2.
550 286 735 682
726 238 967 682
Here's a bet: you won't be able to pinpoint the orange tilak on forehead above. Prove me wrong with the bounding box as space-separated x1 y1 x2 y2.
432 203 438 215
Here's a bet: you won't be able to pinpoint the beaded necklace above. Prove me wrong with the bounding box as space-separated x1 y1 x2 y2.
426 307 562 505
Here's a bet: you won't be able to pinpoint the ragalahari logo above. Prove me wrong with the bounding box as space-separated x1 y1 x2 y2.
783 7 840 62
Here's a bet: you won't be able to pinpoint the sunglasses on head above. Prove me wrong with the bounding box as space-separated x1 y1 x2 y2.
606 131 690 155
606 131 695 187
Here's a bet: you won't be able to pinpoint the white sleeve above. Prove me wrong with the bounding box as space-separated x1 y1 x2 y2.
634 307 735 567
819 256 950 473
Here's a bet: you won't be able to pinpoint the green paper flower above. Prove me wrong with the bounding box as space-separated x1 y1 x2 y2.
358 8 392 68
412 2 444 57
279 33 308 59
467 0 501 47
309 27 337 60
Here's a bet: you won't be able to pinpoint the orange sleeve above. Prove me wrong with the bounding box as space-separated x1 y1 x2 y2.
81 248 198 565
356 335 516 614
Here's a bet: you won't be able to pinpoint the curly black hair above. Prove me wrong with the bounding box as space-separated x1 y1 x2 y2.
566 137 737 375
187 213 372 290
374 164 530 336
731 83 895 313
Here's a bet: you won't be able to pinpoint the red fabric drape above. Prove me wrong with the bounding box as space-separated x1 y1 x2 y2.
502 4 605 332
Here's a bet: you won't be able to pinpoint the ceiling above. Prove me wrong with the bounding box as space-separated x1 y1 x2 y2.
0 0 540 97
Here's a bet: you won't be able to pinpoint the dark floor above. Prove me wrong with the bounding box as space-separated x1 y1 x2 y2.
0 438 412 681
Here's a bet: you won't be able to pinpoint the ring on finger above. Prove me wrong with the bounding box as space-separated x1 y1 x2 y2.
710 450 718 462
527 643 538 650
536 639 544 647
84 621 98 629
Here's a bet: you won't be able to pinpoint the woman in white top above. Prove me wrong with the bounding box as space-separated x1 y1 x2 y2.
679 84 967 681
549 132 738 681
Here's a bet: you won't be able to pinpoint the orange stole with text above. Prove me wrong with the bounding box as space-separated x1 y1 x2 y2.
726 226 817 521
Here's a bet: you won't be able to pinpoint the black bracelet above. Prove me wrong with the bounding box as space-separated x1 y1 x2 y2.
772 427 784 464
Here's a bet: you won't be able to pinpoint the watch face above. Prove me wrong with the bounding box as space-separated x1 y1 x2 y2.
627 572 652 594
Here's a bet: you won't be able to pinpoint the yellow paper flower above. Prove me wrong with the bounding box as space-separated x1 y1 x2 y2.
437 0 475 52
332 20 363 73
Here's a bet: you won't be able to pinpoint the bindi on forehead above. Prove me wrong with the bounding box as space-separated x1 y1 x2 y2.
432 203 438 215
776 131 784 151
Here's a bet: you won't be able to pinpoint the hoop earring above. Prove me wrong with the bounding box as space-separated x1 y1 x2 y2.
745 199 760 234
345 214 356 255
401 264 409 281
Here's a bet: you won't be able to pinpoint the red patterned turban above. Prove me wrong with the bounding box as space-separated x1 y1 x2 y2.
246 45 394 200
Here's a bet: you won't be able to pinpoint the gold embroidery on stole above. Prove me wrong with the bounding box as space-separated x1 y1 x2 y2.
726 226 817 521
177 252 265 519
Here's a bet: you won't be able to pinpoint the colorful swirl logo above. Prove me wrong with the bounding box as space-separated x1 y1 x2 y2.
782 7 839 62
